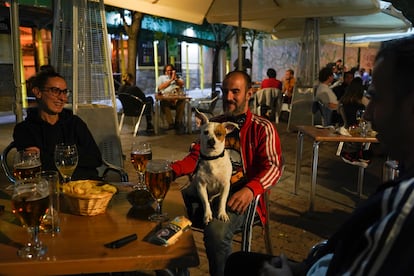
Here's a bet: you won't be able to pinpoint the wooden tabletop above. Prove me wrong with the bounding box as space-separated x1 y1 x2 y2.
0 183 199 275
295 125 379 143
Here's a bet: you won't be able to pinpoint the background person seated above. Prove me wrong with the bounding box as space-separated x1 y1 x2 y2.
157 64 186 134
261 68 282 90
119 73 154 133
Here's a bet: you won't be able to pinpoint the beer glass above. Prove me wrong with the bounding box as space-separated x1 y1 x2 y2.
13 151 41 181
145 159 172 221
130 142 152 189
38 170 60 235
54 144 78 183
11 178 49 259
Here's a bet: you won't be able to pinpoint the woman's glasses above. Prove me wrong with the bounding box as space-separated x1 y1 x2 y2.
42 87 71 97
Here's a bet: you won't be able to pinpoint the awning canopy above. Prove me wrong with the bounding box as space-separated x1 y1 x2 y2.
103 0 381 26
218 1 412 38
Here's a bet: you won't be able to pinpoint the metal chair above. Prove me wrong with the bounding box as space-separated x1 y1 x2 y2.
0 141 16 183
117 93 147 137
192 90 220 118
312 100 333 126
239 191 274 254
76 104 129 182
254 88 283 124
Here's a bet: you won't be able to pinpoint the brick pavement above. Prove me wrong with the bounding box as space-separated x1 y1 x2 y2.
0 112 385 275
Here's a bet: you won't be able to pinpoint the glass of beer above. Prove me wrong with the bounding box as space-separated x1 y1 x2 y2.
131 142 152 189
145 159 172 222
13 151 41 181
54 143 78 183
11 178 50 259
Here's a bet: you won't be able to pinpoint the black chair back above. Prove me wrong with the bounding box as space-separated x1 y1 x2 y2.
118 93 145 117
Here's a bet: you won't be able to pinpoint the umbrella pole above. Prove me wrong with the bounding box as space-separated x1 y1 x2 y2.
342 34 346 70
237 0 243 71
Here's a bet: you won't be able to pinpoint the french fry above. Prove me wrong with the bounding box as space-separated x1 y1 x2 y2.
63 180 117 197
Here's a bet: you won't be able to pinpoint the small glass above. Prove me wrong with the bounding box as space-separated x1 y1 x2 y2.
356 109 367 137
38 170 61 235
54 143 78 183
130 142 152 189
11 178 49 259
145 159 172 222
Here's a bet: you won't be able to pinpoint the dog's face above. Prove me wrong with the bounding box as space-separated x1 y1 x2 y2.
199 122 237 157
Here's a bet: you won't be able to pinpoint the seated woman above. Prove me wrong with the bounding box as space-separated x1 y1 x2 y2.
339 77 371 168
13 67 103 180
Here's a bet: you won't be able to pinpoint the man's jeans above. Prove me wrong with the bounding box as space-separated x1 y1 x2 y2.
181 184 247 276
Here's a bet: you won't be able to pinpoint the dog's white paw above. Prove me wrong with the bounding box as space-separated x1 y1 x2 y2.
218 212 229 222
204 210 213 224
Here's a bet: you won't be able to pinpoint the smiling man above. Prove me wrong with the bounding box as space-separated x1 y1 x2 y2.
13 67 102 180
171 70 283 276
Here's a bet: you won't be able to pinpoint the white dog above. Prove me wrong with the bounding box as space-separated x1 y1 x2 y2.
192 112 238 224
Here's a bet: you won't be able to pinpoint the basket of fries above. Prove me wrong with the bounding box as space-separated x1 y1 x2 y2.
62 180 117 216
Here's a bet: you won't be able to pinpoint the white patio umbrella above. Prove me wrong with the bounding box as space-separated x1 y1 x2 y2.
103 0 381 26
327 28 414 47
216 1 411 39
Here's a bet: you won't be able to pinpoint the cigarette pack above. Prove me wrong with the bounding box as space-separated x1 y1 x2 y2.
148 216 192 246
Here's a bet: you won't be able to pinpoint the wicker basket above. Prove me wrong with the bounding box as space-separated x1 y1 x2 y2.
63 192 114 216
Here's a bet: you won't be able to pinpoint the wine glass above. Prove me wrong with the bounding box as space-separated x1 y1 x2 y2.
11 178 50 259
145 159 172 222
130 142 152 189
13 150 41 181
54 144 78 183
356 109 368 137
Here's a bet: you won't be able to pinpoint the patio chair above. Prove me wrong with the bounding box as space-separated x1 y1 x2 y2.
117 93 147 137
312 100 332 126
254 88 283 124
77 104 128 182
192 90 220 118
0 141 16 183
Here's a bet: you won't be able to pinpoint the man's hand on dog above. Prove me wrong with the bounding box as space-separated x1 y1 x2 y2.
227 187 254 214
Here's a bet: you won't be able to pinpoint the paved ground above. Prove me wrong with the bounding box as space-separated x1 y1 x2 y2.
0 110 386 275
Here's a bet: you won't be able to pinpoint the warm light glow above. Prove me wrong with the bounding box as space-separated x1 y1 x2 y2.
184 28 195 38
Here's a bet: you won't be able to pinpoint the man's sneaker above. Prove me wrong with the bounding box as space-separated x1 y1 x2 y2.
358 149 372 164
341 151 369 168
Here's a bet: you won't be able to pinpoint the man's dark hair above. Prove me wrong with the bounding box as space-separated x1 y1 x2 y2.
163 64 175 74
318 67 333 82
266 68 277 78
31 67 63 90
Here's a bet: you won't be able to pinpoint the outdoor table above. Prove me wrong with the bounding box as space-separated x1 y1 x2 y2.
294 125 379 211
154 94 193 135
0 183 199 275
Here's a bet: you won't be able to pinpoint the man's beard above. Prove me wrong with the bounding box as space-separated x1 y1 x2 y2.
223 100 245 116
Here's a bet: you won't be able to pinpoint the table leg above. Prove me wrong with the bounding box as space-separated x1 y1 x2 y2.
310 141 320 212
357 167 365 198
154 99 160 135
186 100 192 134
294 131 304 195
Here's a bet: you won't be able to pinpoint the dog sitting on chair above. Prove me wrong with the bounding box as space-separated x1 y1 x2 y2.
193 111 238 224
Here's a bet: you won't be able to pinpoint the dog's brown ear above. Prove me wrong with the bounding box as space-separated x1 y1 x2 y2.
194 109 209 127
222 122 239 134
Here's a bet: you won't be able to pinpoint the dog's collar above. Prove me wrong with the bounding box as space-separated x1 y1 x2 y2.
200 150 225 160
